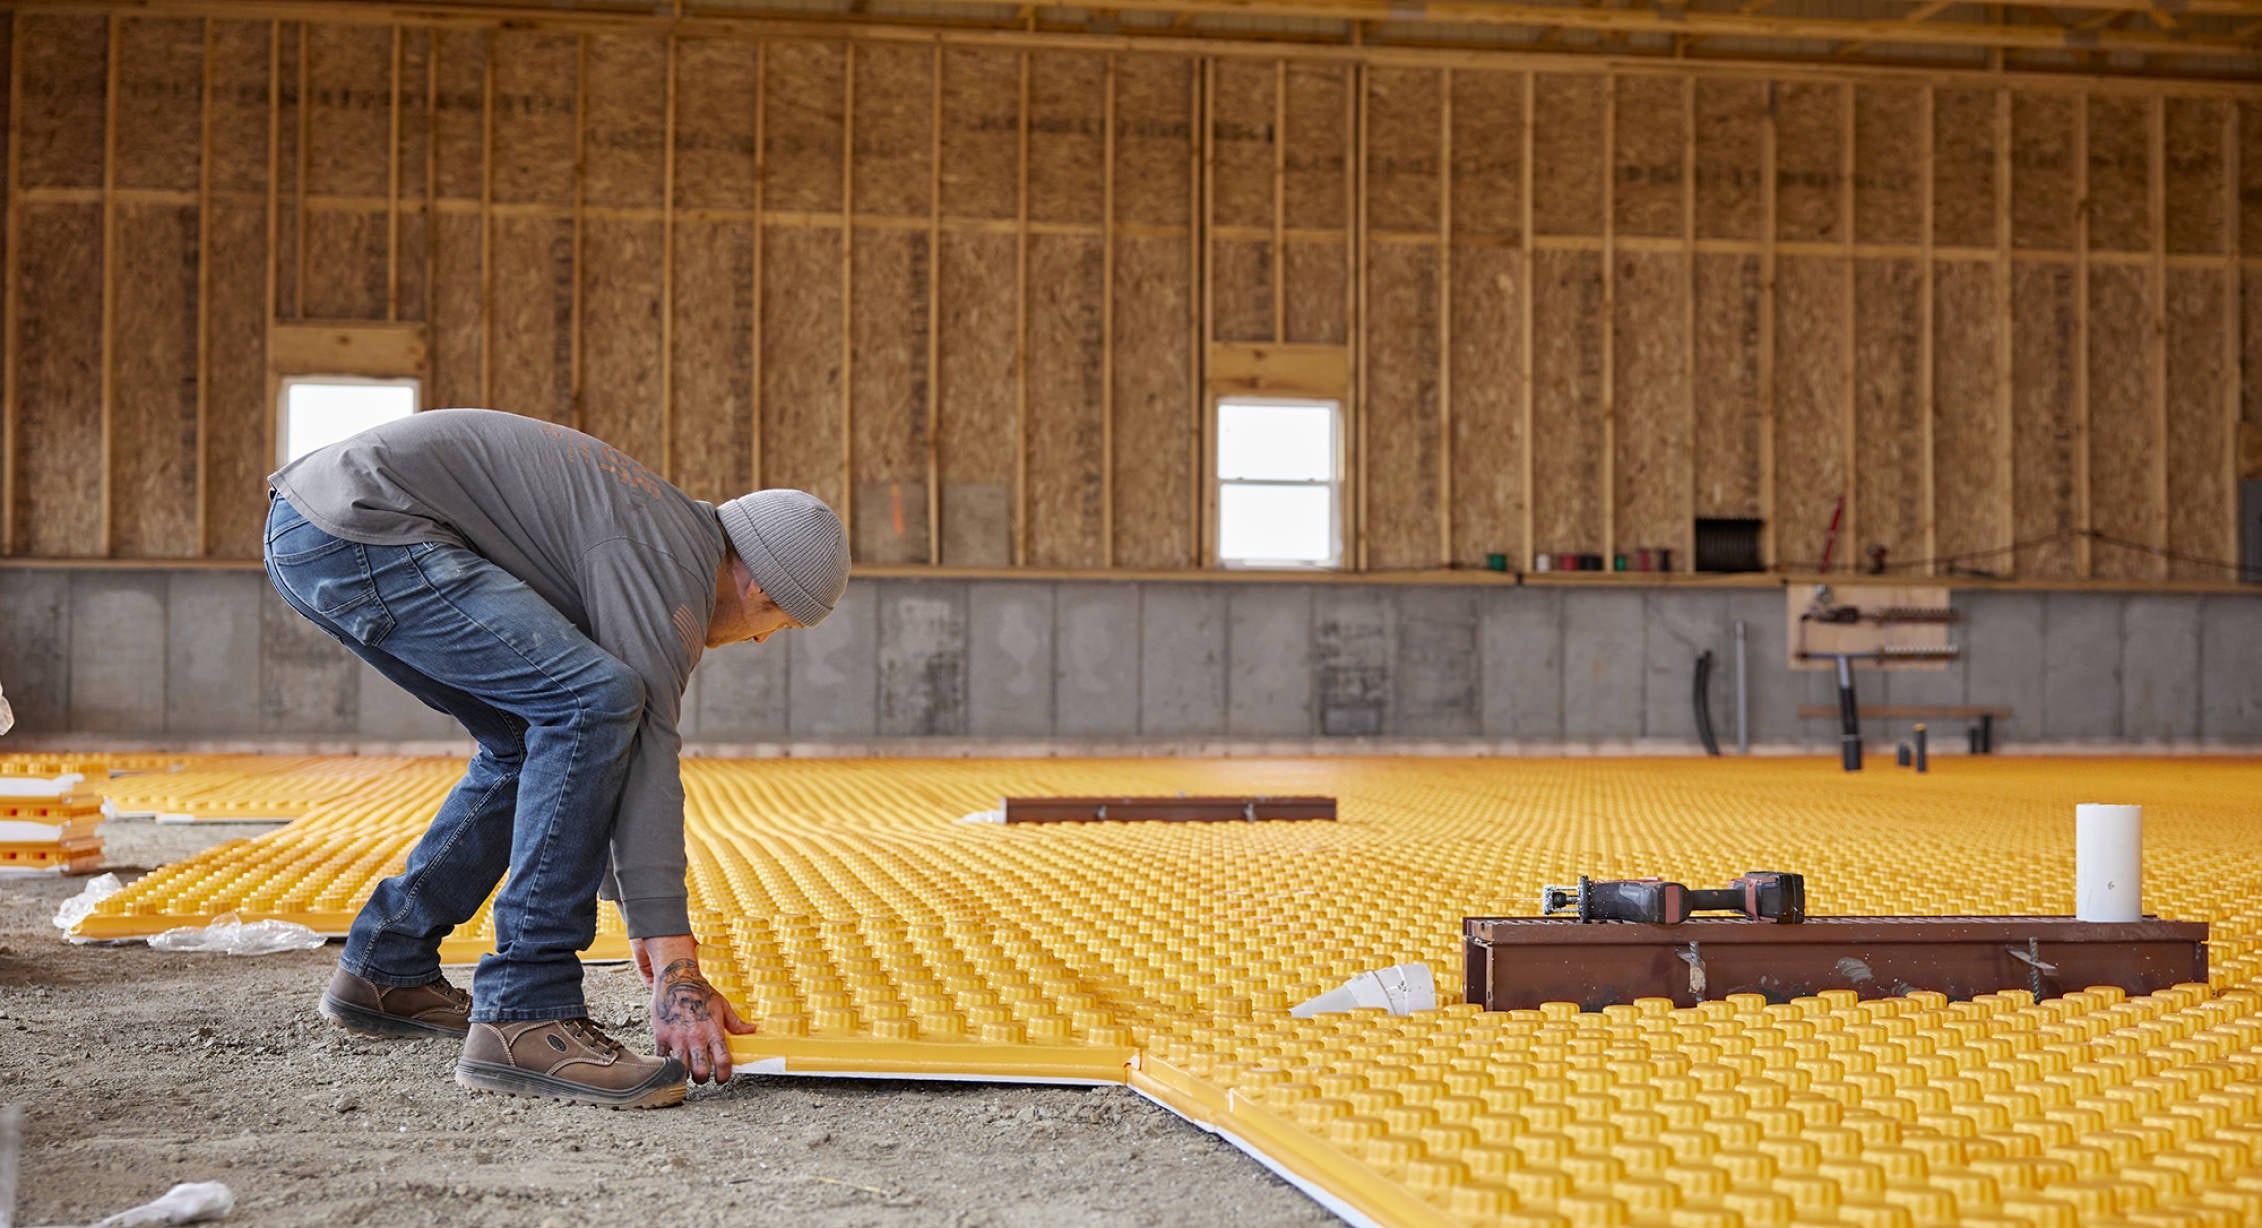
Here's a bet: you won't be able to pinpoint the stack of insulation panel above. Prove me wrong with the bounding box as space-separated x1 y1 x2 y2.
0 782 105 875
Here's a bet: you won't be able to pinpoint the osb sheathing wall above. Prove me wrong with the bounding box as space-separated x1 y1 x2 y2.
1 10 2257 582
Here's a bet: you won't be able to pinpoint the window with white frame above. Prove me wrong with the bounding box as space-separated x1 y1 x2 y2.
1215 397 1342 568
277 377 420 466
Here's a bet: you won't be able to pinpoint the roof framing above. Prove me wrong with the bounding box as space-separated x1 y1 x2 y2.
15 0 2261 79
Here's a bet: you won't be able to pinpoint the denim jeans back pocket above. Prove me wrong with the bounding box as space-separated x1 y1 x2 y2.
265 516 354 566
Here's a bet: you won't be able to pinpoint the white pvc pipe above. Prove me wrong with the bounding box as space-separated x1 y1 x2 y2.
2075 803 2143 923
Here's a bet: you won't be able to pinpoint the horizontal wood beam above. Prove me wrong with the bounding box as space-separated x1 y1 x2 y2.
268 323 429 378
19 0 2260 60
4 554 2254 595
1836 0 1956 55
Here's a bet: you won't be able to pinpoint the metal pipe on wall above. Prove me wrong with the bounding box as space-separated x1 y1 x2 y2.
1734 620 1748 755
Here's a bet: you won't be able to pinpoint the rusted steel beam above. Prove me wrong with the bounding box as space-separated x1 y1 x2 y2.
1001 796 1338 823
1463 915 2209 1011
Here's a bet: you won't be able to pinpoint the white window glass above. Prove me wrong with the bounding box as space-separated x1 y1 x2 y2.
1215 398 1339 568
280 379 419 465
1218 401 1336 481
1219 484 1335 564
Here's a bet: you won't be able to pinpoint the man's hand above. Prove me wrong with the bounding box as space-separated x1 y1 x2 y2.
639 933 758 1084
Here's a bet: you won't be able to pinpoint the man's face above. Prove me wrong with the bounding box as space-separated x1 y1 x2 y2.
742 604 799 646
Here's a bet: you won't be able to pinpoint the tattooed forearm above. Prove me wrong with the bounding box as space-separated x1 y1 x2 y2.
655 957 715 1027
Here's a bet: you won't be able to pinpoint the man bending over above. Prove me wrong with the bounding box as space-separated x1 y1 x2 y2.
265 408 849 1109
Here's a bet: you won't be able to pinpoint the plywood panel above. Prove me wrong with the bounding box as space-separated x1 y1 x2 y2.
301 209 389 321
1612 251 1688 560
1366 67 1439 235
395 30 429 323
2163 269 2229 582
1530 249 1603 556
1851 259 1923 574
670 40 757 213
13 205 104 555
1284 241 1345 346
1027 52 1103 227
431 29 487 202
204 203 269 558
2010 93 2075 252
1112 234 1193 569
1210 59 1274 231
1449 243 1520 566
1612 75 1683 240
109 204 200 559
1283 62 1347 232
1933 261 2000 572
760 226 842 505
764 40 844 215
303 23 390 199
1933 88 1996 250
2248 271 2262 471
1692 252 1762 520
2163 98 2226 258
114 18 202 193
270 26 297 321
1772 256 1844 567
1212 239 1271 343
668 220 754 506
2010 262 2078 579
2085 96 2149 255
935 228 1016 565
296 26 402 323
207 21 269 197
1024 232 1105 566
429 211 484 409
489 215 573 422
583 35 665 211
1364 242 1440 569
1449 69 1519 241
1531 74 1602 238
489 29 576 206
1693 79 1764 243
938 47 1018 222
1775 83 1843 244
1852 85 1920 246
2243 102 2262 257
18 14 107 190
850 227 930 564
1113 55 1191 229
580 218 665 464
2086 264 2155 579
851 43 931 218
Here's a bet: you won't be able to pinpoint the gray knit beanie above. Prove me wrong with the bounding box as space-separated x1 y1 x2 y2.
715 490 850 627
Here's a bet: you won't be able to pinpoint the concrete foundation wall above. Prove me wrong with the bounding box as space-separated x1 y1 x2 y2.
5 569 2260 751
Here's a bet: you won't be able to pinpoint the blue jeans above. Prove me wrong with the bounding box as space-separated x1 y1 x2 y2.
263 495 644 1022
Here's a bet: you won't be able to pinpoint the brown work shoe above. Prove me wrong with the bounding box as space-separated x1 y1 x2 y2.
319 967 472 1039
456 1019 686 1109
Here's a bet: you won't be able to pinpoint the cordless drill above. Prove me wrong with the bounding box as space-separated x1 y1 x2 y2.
1539 871 1806 925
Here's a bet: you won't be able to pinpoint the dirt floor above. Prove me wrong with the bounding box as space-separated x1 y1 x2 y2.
1 821 1336 1228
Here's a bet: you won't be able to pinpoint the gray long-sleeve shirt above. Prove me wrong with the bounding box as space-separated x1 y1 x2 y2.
270 408 723 939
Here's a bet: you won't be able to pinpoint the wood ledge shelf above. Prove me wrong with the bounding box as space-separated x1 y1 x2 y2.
3 555 2254 595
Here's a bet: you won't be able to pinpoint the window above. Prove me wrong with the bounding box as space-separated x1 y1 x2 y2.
278 377 419 465
1215 398 1341 569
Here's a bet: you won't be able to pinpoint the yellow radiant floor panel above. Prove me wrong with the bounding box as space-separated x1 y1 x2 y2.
67 754 2262 1227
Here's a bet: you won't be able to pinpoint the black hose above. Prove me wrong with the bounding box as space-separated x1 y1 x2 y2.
1694 650 1721 757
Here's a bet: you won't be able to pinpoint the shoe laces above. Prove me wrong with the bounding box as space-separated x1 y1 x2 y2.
423 978 471 1011
561 1018 628 1058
